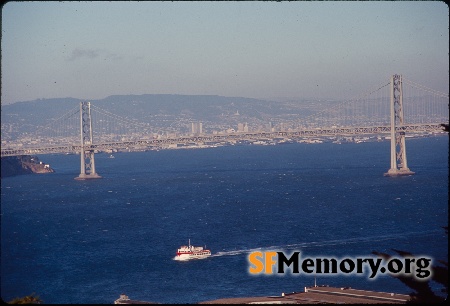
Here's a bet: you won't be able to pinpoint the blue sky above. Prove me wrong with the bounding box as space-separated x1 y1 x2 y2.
1 1 448 104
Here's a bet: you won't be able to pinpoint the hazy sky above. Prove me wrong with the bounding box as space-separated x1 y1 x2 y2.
1 1 448 105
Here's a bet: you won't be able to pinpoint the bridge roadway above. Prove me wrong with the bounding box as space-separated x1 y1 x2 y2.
1 123 444 157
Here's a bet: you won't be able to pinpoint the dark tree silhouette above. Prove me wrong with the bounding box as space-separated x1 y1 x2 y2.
372 227 448 304
375 124 449 302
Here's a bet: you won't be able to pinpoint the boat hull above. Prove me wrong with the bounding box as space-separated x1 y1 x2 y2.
174 252 211 260
174 251 211 261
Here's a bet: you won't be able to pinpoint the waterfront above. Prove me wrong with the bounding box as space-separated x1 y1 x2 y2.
1 136 448 304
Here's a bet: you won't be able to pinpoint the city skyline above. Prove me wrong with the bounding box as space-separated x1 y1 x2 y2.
1 1 448 105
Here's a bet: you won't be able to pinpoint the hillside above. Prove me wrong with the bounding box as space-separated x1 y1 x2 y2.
1 94 321 132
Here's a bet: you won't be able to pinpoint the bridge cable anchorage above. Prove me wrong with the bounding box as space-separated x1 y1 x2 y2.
75 101 102 180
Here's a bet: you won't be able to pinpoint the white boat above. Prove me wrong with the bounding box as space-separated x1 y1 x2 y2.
174 239 211 260
114 294 130 304
109 154 115 158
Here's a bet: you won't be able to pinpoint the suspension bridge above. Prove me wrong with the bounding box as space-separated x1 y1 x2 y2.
1 75 448 179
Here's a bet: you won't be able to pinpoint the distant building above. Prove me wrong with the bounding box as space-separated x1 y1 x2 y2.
191 122 203 135
200 286 411 304
237 123 249 132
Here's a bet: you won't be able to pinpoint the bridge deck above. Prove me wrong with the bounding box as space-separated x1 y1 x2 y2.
1 123 444 157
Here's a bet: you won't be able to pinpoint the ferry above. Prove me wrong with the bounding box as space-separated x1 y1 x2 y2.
114 294 154 304
175 239 211 260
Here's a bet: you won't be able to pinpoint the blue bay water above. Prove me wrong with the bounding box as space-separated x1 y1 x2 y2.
1 136 448 304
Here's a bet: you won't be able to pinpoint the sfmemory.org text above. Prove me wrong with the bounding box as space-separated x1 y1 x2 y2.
248 251 432 280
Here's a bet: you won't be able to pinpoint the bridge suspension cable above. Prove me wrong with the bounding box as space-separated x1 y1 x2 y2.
89 105 153 142
297 81 391 129
2 75 447 158
30 105 80 147
403 77 449 98
402 78 449 125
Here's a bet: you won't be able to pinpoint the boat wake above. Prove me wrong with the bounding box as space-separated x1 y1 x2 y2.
210 229 442 258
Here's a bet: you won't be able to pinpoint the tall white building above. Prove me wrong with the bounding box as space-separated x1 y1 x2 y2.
238 123 249 132
191 122 203 135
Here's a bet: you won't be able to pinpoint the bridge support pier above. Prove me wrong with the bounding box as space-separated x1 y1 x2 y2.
384 74 414 177
75 101 102 180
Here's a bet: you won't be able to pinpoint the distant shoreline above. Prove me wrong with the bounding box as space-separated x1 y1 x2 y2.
1 155 54 178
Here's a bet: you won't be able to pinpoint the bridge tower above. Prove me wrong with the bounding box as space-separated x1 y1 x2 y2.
75 101 102 180
384 74 414 176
